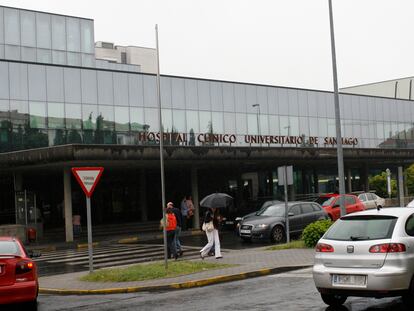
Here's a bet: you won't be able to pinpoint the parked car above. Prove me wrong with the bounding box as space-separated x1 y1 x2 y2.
358 192 385 209
319 194 365 221
313 207 414 308
407 199 414 208
235 200 282 232
238 201 328 243
0 237 39 310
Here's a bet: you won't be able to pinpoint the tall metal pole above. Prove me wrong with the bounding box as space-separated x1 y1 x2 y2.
328 0 346 216
284 166 290 243
86 197 93 273
155 24 168 269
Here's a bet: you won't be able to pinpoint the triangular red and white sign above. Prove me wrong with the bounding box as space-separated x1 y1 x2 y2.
72 167 104 197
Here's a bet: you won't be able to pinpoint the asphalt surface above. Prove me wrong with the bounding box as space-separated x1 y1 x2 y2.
25 268 409 311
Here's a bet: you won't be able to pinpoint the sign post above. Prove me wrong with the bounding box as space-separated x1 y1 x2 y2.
278 165 293 243
71 167 104 273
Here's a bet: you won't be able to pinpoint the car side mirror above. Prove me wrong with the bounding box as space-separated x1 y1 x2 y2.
288 212 295 217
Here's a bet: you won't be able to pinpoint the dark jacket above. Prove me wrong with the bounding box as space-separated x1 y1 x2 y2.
204 209 219 229
171 207 183 227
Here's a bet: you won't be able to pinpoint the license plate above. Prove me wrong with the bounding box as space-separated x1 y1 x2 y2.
240 229 251 234
225 221 234 225
332 274 367 286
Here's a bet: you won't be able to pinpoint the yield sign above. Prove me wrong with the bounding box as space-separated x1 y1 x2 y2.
71 167 104 198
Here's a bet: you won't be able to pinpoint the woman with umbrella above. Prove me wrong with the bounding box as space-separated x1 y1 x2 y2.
199 193 232 259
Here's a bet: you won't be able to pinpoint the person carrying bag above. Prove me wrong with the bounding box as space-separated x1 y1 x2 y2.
199 207 223 259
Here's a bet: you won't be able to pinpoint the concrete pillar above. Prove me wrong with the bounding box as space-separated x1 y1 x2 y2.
191 167 200 229
63 168 73 242
140 169 148 222
347 169 352 193
362 164 369 192
398 166 405 207
313 170 319 194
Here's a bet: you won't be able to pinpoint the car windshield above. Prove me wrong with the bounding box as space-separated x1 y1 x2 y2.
320 197 336 207
324 215 397 241
256 204 285 217
0 241 20 255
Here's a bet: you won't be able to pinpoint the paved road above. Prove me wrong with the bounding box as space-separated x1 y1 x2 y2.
30 268 407 311
35 244 203 277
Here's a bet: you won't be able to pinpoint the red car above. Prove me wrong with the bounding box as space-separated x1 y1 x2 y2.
316 194 365 221
0 237 39 310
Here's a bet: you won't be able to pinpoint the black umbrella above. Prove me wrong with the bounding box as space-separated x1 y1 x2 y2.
200 193 233 209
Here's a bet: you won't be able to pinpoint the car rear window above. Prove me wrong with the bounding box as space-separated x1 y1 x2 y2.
0 241 20 255
324 215 397 241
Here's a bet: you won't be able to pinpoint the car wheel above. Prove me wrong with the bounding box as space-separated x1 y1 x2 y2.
25 299 38 311
403 277 414 307
320 293 347 307
241 237 251 243
270 225 285 243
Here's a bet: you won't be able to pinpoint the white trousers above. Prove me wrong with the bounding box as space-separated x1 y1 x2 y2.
200 229 222 258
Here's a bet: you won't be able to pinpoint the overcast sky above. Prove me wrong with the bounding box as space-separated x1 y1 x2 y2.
2 0 414 91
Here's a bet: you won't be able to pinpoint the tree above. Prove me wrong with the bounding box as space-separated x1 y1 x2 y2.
405 164 414 195
369 172 397 198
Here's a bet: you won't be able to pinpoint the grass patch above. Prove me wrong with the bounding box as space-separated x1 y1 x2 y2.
266 239 308 251
80 261 230 282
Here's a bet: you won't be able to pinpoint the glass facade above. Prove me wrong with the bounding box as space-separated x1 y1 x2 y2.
0 6 95 67
0 58 412 152
0 6 413 153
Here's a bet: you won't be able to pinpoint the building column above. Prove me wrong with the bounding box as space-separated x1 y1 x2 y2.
362 164 369 192
313 170 319 194
398 166 405 207
63 168 73 242
191 167 200 229
140 169 148 222
347 169 352 193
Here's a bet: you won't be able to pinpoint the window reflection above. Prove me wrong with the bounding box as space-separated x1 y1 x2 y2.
130 107 145 132
212 112 223 134
52 15 66 51
10 100 28 128
48 102 65 129
161 109 172 132
173 110 186 132
114 106 129 131
199 111 212 133
82 104 97 130
186 110 199 134
98 105 114 130
66 17 81 52
0 100 9 123
144 108 159 132
29 102 46 129
36 13 51 49
65 103 81 130
20 11 36 47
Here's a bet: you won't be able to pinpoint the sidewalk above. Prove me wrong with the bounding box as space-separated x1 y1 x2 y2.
39 247 315 295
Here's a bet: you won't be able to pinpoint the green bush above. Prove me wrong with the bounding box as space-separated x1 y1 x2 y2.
302 220 333 248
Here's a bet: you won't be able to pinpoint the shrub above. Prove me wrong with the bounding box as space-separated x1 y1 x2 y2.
302 219 333 248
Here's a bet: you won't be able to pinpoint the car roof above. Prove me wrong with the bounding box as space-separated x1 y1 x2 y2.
0 236 17 242
341 207 414 219
272 201 318 207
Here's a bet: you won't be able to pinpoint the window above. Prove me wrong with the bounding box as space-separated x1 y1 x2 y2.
36 13 51 49
47 102 65 129
65 103 82 129
366 193 375 201
52 15 66 50
29 101 46 129
301 204 314 214
20 11 36 47
66 17 81 52
130 107 144 131
405 215 414 236
4 8 20 45
359 194 367 202
114 106 129 131
345 196 356 205
289 205 301 216
80 19 94 54
312 204 322 212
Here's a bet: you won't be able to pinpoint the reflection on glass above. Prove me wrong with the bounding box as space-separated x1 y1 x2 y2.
327 118 336 137
114 106 129 131
98 71 114 105
161 109 173 132
280 116 289 136
36 13 51 49
4 8 20 45
199 111 212 133
186 110 199 134
29 102 46 128
236 113 247 135
20 11 36 47
212 112 223 133
298 116 309 136
289 116 299 136
144 108 159 132
67 52 81 66
52 15 66 50
0 100 9 123
269 115 279 135
82 104 97 130
52 51 66 65
173 109 186 132
37 49 52 63
81 20 94 54
98 105 114 130
130 107 145 131
65 103 82 129
247 114 258 135
48 102 65 129
66 17 81 52
10 100 28 128
223 113 235 134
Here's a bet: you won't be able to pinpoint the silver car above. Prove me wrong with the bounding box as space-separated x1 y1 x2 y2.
313 207 414 308
358 192 386 209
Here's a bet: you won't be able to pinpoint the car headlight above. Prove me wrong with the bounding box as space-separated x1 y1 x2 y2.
255 224 269 229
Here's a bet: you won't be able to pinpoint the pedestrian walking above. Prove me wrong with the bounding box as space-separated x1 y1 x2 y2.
180 196 188 231
200 207 223 259
163 203 178 260
169 202 183 257
186 195 195 229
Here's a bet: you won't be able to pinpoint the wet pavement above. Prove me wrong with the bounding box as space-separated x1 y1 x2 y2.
32 268 408 311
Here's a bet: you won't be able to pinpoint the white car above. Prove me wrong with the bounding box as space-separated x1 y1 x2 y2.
313 207 414 308
357 193 385 209
407 199 414 208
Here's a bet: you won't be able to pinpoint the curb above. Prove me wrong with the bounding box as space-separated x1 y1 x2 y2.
39 265 311 295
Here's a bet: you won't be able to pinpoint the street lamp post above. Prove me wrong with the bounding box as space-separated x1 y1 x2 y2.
252 104 261 146
328 0 346 216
